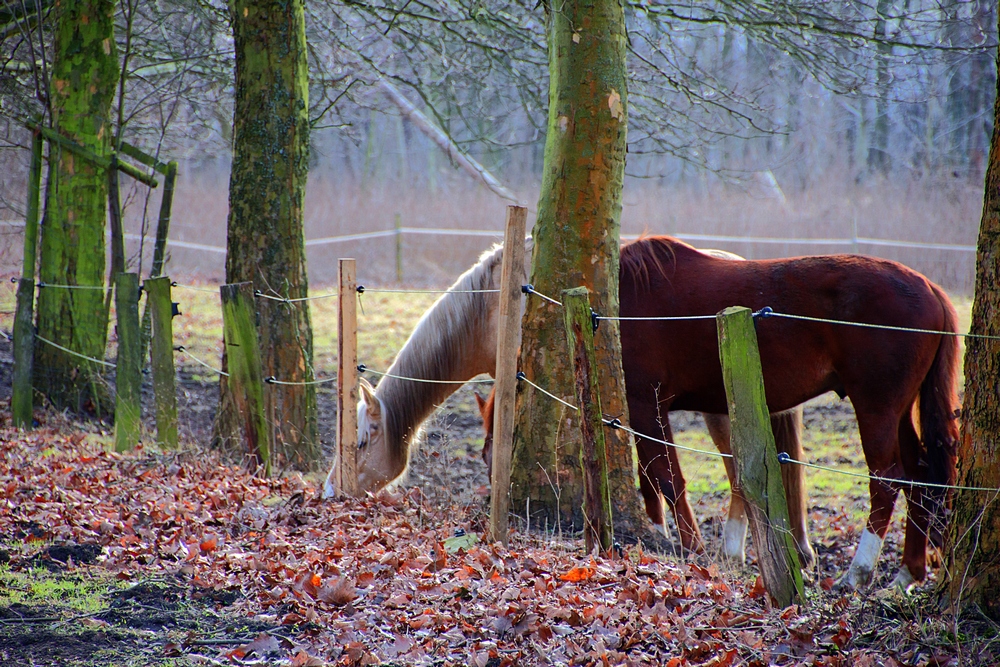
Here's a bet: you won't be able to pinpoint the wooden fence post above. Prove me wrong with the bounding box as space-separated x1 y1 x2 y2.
221 282 270 476
336 259 360 497
562 286 613 554
141 160 178 362
114 273 142 452
145 276 178 449
717 306 803 607
12 130 43 428
488 205 527 546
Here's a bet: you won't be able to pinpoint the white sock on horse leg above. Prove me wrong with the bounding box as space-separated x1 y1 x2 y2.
841 528 884 589
322 469 337 500
723 517 748 563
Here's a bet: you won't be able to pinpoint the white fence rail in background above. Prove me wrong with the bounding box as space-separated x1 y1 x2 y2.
136 229 980 254
0 220 978 254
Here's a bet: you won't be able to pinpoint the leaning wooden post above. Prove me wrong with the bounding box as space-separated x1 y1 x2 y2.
221 282 270 476
488 205 527 546
145 276 178 449
336 259 360 497
114 273 142 452
562 286 613 554
141 160 178 362
12 130 43 428
717 306 803 607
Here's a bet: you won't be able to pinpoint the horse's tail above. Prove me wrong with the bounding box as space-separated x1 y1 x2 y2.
919 284 961 489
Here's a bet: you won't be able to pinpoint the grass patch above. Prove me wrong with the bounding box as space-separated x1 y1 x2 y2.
0 564 117 614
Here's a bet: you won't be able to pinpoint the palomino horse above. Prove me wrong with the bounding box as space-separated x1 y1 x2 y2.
322 237 812 568
481 238 959 588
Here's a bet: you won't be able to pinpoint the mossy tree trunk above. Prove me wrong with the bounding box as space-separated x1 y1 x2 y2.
217 0 318 470
946 36 1000 618
33 0 118 414
511 0 649 541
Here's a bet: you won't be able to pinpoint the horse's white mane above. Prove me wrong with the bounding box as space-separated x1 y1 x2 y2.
375 239 530 468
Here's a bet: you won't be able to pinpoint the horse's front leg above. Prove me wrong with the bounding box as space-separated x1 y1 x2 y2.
773 407 815 568
634 445 670 541
893 415 932 590
643 431 704 554
704 413 747 563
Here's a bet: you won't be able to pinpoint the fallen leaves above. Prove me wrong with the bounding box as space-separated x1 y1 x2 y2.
0 428 960 666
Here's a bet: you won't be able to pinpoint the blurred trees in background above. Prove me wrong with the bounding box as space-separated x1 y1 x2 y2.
1 0 994 196
0 0 995 423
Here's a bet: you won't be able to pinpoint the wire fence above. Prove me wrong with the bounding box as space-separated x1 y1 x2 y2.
4 245 994 499
515 288 1000 496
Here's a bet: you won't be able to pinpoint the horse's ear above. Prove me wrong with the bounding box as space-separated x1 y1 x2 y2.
359 378 380 419
474 391 487 415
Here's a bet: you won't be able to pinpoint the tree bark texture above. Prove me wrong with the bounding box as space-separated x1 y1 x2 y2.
34 0 118 413
946 39 1000 618
511 0 649 541
218 0 318 470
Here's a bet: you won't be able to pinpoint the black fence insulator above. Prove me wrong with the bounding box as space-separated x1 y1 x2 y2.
516 371 526 381
264 376 276 384
254 289 262 297
173 345 184 352
171 281 178 287
752 306 774 320
521 284 532 294
591 309 600 333
10 277 17 283
356 285 365 294
605 418 622 429
357 363 367 373
171 302 181 317
777 452 790 464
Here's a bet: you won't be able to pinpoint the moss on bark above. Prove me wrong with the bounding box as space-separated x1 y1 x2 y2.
217 0 318 470
511 0 649 540
34 0 118 414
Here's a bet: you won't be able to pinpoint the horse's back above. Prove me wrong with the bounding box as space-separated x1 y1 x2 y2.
619 236 956 413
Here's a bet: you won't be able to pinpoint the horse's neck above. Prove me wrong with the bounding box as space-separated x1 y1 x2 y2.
377 242 520 449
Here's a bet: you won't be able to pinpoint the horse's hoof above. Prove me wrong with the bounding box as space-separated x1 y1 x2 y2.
889 568 917 593
834 565 871 592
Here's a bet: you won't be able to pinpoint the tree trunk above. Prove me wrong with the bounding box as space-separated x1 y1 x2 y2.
33 0 118 414
217 0 318 470
511 0 650 543
945 35 1000 619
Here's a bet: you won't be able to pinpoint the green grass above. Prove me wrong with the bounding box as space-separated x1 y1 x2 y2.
0 564 118 614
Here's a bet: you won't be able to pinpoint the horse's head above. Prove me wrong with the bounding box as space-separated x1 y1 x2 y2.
475 387 496 482
322 378 400 498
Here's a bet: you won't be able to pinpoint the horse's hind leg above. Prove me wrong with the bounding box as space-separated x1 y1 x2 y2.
840 410 903 589
895 411 930 590
773 407 815 568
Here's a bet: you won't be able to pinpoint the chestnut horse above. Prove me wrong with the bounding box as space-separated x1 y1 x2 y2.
322 238 812 568
479 237 959 589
